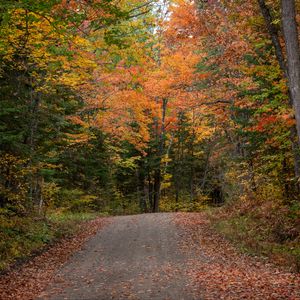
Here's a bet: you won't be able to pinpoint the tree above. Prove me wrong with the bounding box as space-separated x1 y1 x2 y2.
281 0 300 146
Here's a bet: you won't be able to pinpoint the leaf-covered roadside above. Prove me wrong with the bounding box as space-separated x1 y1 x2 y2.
0 216 109 300
0 212 100 271
175 213 300 300
210 200 300 273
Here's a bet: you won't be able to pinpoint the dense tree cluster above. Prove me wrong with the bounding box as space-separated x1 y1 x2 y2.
1 0 300 231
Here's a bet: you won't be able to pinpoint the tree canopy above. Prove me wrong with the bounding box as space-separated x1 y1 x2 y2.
1 0 300 271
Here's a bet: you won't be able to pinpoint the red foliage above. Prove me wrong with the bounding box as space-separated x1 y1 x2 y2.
256 115 279 132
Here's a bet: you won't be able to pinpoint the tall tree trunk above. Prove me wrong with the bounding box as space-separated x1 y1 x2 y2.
258 0 300 186
152 99 167 212
153 168 161 212
190 144 195 202
143 181 148 213
148 172 153 210
201 148 210 190
189 110 196 202
257 0 287 72
137 167 147 213
282 0 300 193
282 0 300 144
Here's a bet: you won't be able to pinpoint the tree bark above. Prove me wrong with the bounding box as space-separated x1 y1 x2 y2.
152 168 161 212
282 0 300 145
201 147 211 190
152 98 168 212
281 0 300 192
257 0 287 73
258 0 300 186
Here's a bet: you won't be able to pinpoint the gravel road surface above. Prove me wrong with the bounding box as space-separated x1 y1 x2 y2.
38 213 201 300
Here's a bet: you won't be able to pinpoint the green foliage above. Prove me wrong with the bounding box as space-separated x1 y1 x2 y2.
160 196 209 212
0 0 300 275
0 154 31 213
0 215 53 270
0 211 101 271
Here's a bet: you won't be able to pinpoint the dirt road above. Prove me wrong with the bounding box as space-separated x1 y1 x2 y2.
36 213 300 300
38 213 201 300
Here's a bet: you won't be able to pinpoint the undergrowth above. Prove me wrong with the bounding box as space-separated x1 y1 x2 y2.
0 211 102 272
209 199 300 272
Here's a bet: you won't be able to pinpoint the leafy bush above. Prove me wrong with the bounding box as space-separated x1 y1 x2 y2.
160 194 209 212
55 189 99 212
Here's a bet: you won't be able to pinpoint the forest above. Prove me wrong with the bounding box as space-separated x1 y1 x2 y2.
1 0 300 275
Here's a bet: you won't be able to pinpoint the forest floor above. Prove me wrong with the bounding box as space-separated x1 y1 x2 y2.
1 212 300 300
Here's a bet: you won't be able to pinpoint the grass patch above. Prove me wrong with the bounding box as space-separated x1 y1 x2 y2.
0 211 102 272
